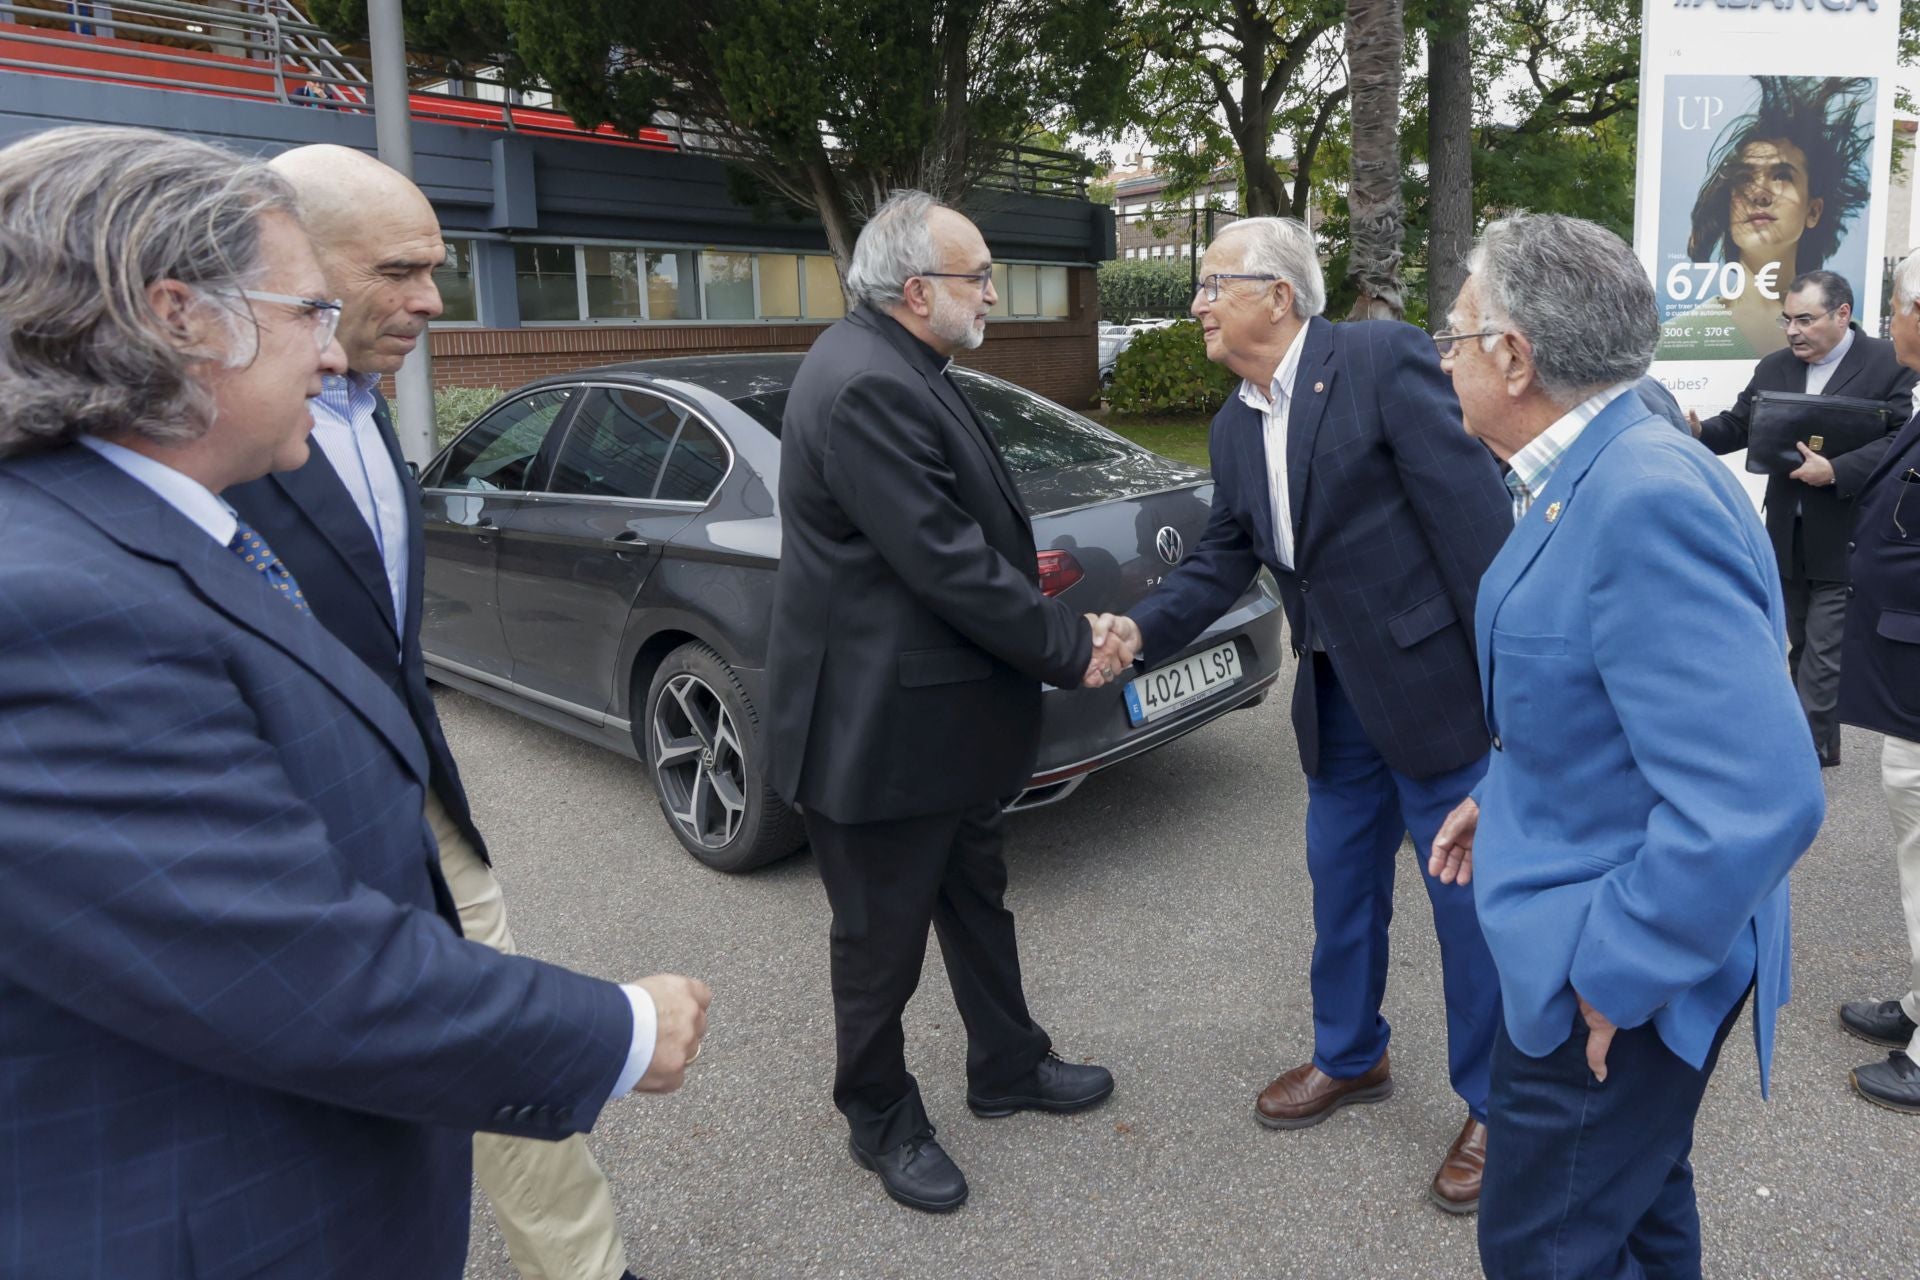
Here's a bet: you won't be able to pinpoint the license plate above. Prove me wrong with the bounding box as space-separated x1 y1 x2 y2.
1123 641 1242 726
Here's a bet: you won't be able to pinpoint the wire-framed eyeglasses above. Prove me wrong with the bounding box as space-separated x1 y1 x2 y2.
1776 305 1841 332
1430 328 1504 357
1194 273 1279 302
238 289 344 351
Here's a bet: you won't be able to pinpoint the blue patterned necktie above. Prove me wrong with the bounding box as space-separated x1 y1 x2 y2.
228 517 310 615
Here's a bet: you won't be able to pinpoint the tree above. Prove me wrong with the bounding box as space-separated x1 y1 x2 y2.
1423 0 1473 323
311 0 1131 275
1106 0 1350 219
1344 0 1407 319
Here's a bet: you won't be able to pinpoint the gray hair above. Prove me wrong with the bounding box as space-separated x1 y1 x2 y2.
1212 217 1325 319
1465 214 1658 403
0 126 297 458
845 189 946 308
1890 252 1920 314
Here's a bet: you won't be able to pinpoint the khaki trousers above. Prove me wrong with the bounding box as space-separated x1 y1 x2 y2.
426 791 629 1280
1883 735 1920 1057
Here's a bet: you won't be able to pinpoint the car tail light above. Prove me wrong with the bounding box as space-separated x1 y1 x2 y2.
1036 549 1084 597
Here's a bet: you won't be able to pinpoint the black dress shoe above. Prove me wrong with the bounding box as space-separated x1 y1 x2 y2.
968 1050 1115 1118
849 1134 968 1213
1839 998 1919 1048
1851 1051 1920 1114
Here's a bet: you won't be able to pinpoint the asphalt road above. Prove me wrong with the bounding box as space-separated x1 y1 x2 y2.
442 672 1919 1280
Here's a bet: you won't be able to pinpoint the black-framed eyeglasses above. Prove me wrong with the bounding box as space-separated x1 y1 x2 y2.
1195 272 1279 302
1777 305 1841 331
916 269 995 294
1431 328 1504 357
238 289 343 350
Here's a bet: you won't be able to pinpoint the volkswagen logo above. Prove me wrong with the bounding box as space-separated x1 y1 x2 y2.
701 748 716 770
1155 526 1184 565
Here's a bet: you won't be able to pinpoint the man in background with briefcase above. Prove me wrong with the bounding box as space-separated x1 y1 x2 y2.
1690 269 1917 767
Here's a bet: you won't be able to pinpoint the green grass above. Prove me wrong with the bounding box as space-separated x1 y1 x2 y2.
1097 413 1213 468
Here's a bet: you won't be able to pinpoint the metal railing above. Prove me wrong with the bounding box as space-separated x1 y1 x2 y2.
0 0 1091 194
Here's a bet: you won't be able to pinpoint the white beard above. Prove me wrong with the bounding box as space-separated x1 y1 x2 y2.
930 288 985 351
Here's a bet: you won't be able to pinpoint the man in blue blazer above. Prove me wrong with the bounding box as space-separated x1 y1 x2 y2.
1110 217 1514 1212
1834 249 1920 1114
0 128 706 1280
1428 214 1825 1277
225 144 649 1280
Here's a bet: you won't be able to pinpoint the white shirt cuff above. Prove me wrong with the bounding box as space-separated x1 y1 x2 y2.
608 983 658 1100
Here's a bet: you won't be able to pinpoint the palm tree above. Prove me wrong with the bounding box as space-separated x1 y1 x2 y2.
1345 0 1406 319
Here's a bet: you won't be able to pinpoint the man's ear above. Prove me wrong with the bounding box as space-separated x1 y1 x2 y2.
145 278 209 352
902 276 936 320
1502 332 1537 399
1269 280 1294 324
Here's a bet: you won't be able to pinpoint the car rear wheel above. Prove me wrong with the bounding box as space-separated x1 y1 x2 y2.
642 642 804 873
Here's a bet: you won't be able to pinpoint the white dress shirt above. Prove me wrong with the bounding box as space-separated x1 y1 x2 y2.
310 372 410 631
1236 321 1312 571
81 436 237 545
1802 327 1854 397
81 433 659 1100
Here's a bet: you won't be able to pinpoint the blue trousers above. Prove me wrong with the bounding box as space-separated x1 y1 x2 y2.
1478 991 1748 1279
1304 661 1497 1118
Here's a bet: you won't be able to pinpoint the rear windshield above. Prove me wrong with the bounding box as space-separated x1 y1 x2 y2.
732 374 1134 475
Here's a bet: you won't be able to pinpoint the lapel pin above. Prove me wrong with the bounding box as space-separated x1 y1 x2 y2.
1544 501 1562 524
1313 381 1325 393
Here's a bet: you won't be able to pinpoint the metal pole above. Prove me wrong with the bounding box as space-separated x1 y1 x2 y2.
367 0 435 464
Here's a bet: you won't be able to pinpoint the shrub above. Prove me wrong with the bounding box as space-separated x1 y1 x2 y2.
1107 320 1235 415
434 385 503 448
1097 258 1195 321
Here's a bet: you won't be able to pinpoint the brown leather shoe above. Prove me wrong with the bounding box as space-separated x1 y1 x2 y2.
1254 1050 1393 1129
1428 1115 1487 1214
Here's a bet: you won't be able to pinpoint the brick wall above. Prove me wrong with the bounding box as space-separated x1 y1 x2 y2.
422 267 1101 408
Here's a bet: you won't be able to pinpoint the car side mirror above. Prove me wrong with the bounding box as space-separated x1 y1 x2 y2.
406 460 421 481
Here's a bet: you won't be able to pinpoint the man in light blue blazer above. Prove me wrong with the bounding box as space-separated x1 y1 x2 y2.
1427 214 1825 1278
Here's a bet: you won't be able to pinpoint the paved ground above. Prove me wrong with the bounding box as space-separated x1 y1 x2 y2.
442 670 1919 1280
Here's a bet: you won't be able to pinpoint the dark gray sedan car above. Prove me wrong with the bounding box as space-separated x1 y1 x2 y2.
420 354 1282 872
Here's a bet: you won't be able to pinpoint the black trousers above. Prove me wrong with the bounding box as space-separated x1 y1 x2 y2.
806 802 1050 1155
1785 519 1848 763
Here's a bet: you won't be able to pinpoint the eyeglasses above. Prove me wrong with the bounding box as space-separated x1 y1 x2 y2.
238 289 343 350
916 269 995 294
1194 273 1279 302
1777 305 1841 331
1431 328 1504 357
1894 467 1919 539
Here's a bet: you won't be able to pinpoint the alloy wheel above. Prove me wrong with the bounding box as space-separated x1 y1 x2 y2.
651 672 747 850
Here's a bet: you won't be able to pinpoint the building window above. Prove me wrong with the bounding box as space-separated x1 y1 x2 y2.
648 249 699 319
701 251 756 321
515 244 579 323
584 247 644 320
805 255 846 319
758 253 803 319
434 238 478 323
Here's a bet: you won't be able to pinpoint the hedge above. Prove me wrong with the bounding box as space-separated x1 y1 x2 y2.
1107 319 1236 415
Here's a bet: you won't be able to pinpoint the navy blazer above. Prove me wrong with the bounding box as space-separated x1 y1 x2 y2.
1130 316 1512 779
227 395 489 864
0 447 632 1280
1838 408 1920 741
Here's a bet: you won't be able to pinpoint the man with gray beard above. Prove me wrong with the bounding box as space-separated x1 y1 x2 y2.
768 191 1121 1213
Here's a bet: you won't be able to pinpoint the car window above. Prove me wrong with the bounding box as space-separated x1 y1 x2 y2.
951 370 1134 474
548 387 684 499
655 418 729 503
429 388 573 491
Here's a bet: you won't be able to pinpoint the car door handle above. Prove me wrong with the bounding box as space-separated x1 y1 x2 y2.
606 530 648 558
473 514 495 544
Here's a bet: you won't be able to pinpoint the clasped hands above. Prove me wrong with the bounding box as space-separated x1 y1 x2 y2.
1081 613 1142 688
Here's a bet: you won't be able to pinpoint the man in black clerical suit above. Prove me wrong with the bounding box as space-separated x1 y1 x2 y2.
1691 269 1917 766
768 190 1122 1213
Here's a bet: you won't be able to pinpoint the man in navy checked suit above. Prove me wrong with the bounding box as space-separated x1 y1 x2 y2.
1112 217 1513 1213
0 127 707 1279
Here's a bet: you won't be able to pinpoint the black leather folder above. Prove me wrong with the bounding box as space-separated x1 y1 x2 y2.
1745 391 1900 476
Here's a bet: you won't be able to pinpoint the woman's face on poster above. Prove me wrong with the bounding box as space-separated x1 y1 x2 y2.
1727 137 1823 261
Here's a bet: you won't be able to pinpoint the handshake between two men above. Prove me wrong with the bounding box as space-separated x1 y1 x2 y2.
1080 613 1145 689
